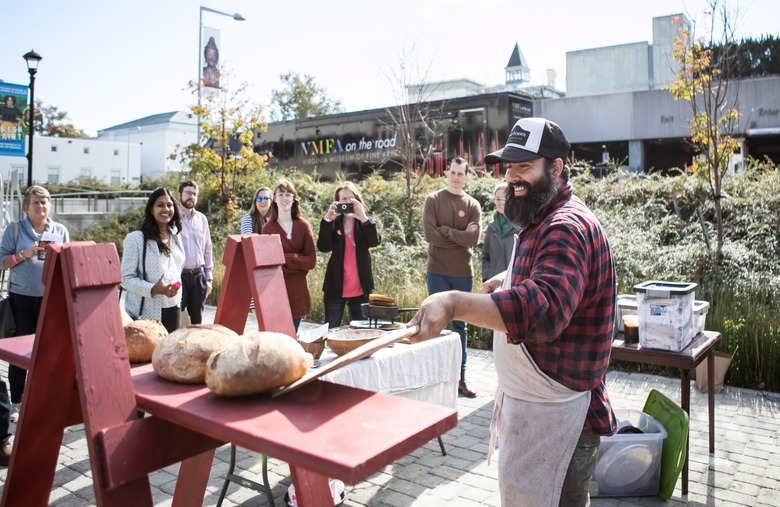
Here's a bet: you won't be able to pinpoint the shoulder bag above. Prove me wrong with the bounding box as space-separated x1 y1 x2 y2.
0 223 20 338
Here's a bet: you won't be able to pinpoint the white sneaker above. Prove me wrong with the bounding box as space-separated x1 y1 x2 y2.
9 404 20 423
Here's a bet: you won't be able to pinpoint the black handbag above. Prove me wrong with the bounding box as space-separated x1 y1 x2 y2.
0 223 19 338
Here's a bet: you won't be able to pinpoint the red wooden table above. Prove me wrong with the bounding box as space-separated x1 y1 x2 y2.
611 330 721 495
0 236 457 506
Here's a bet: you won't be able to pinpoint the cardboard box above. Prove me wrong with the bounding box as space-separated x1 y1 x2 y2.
634 281 698 351
591 410 667 497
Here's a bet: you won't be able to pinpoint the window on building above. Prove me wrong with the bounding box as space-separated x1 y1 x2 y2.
114 149 120 156
111 170 121 186
51 145 57 152
80 168 92 179
83 147 90 154
47 167 60 184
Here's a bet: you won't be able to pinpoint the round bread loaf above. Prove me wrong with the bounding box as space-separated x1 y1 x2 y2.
152 324 239 383
206 331 308 397
124 319 168 363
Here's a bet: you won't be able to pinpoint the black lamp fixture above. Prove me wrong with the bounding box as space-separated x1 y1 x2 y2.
23 49 42 188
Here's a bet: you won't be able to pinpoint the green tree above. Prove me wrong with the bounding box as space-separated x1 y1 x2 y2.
269 72 344 121
27 100 88 138
176 77 268 224
667 0 742 255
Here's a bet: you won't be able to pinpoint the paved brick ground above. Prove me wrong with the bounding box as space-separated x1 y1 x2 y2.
1 307 778 506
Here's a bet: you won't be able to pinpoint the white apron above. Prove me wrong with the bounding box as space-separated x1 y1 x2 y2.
489 243 591 507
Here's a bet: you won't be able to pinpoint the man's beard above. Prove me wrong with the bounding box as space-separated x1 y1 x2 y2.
503 167 558 229
181 199 196 209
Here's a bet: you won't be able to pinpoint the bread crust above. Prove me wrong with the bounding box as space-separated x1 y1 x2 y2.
206 331 308 397
124 319 168 363
152 324 239 383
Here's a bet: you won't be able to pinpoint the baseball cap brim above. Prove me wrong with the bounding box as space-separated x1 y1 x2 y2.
484 146 543 165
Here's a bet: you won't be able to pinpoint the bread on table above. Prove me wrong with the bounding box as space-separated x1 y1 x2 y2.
152 324 239 383
124 319 168 363
206 331 308 397
368 294 396 307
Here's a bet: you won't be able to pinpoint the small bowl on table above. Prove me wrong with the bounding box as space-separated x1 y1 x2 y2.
327 329 386 357
298 338 326 359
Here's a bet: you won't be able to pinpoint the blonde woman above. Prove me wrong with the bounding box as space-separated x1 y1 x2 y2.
261 179 316 331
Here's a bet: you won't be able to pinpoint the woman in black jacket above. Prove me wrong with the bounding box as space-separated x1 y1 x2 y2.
317 182 381 328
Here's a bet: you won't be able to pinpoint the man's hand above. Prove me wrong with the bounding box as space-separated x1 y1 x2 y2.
480 271 506 294
205 280 213 299
466 222 479 233
407 292 455 343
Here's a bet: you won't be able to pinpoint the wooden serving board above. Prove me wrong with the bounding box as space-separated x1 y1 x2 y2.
273 325 420 398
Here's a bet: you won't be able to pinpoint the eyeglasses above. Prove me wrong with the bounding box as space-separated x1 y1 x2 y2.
256 196 271 202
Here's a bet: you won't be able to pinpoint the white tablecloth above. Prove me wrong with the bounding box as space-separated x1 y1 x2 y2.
319 332 461 409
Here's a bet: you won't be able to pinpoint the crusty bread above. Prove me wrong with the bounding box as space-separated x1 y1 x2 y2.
152 324 239 383
369 294 396 307
205 331 308 397
124 319 168 363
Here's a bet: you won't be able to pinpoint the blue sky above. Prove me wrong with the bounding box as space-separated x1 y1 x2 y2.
2 0 777 136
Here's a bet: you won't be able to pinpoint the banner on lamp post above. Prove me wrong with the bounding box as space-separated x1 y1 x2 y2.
201 26 221 91
0 82 29 157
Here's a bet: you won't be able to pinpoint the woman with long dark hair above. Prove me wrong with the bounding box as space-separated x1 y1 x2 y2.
261 179 316 332
121 187 185 332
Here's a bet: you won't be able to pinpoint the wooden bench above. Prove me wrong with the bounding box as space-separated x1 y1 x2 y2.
0 236 457 507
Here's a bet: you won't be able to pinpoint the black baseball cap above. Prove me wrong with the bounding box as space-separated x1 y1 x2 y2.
485 117 570 164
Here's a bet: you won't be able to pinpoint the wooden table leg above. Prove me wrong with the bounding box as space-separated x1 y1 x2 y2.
707 351 716 453
289 465 335 507
172 449 216 507
680 368 691 495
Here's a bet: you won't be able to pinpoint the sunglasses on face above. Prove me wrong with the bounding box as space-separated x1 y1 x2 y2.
256 196 271 202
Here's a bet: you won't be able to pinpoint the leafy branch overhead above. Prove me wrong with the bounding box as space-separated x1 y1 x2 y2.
269 72 344 121
175 75 269 224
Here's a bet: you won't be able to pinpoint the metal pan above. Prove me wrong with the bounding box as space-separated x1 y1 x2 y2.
361 303 418 321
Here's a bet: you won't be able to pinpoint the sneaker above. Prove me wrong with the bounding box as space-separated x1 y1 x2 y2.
9 403 20 424
0 444 11 467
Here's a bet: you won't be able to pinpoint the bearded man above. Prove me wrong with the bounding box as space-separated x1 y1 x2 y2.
409 117 617 507
178 181 213 325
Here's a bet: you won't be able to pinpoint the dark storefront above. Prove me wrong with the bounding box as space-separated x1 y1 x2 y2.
254 92 534 180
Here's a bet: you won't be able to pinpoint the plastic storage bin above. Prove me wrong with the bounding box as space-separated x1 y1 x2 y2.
616 294 709 339
633 281 698 351
592 410 668 497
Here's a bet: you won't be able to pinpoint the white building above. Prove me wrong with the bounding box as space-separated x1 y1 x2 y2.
96 111 197 181
0 110 196 187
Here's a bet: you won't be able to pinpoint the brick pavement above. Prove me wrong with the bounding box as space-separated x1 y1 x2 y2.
1 307 779 506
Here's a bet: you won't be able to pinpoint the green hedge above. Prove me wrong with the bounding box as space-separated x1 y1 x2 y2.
79 164 780 391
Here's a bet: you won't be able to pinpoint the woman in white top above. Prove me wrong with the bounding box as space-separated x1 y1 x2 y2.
121 187 185 332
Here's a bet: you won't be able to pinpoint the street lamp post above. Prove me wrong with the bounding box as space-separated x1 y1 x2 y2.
23 49 42 189
197 6 245 144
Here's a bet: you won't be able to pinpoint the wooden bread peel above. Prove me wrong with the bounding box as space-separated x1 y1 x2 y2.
272 325 419 398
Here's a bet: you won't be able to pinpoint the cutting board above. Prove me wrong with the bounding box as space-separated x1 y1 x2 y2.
272 325 419 398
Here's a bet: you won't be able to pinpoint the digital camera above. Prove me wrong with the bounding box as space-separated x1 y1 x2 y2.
336 202 354 214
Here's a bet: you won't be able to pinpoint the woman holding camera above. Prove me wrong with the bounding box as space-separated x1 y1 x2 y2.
317 182 381 328
262 179 316 332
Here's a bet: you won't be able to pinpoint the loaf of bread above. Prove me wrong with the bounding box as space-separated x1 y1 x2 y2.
124 319 168 363
205 331 308 397
152 324 239 383
369 293 396 307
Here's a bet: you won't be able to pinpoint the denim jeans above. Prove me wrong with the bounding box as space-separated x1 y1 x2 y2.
323 294 368 328
426 272 473 379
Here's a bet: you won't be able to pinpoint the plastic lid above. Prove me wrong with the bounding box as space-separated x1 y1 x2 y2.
633 280 697 296
595 443 657 494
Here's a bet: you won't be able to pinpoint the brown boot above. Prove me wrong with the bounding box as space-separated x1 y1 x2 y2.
458 379 477 398
0 444 12 467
